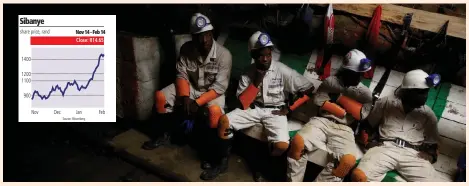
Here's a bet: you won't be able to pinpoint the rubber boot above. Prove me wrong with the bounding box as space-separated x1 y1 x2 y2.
198 128 216 170
142 132 171 150
201 160 212 170
253 171 266 182
199 139 232 180
351 168 367 182
141 113 173 150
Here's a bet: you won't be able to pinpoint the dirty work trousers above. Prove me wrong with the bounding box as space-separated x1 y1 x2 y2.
355 141 441 182
287 117 357 182
155 83 226 164
224 107 290 144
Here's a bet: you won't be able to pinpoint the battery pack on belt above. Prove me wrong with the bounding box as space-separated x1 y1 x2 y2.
380 138 421 150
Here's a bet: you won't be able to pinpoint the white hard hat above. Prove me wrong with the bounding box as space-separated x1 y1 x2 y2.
190 13 214 34
248 31 274 52
401 69 441 89
341 49 372 72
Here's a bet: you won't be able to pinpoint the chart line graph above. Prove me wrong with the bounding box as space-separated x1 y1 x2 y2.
29 47 105 109
31 53 104 100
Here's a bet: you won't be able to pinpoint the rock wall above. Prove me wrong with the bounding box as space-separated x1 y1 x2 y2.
116 32 163 121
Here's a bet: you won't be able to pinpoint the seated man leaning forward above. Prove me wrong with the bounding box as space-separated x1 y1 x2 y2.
286 49 373 182
352 69 442 182
199 31 316 180
142 13 232 153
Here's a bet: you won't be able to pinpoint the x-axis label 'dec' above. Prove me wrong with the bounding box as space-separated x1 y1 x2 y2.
30 36 104 45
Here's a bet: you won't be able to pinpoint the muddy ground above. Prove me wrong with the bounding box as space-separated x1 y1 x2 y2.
4 122 165 182
4 118 323 182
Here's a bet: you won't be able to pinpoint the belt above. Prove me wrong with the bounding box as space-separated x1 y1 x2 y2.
380 138 422 151
251 102 284 109
264 105 284 109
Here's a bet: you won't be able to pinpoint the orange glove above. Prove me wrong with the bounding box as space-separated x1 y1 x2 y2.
196 90 219 106
321 101 346 118
176 78 190 97
289 95 310 111
337 95 363 120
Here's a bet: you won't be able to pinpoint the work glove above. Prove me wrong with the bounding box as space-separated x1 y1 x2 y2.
181 119 195 134
179 96 199 117
188 99 200 116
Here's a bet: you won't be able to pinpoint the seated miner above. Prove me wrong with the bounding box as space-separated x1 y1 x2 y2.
142 13 232 156
286 49 373 182
199 31 315 181
351 69 441 182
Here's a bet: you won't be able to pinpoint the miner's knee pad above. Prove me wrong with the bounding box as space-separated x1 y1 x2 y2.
332 154 356 178
271 141 289 156
287 134 305 160
155 90 167 114
207 105 223 129
351 168 367 182
218 115 232 139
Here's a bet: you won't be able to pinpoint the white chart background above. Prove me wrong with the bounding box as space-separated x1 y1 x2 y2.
18 15 116 122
